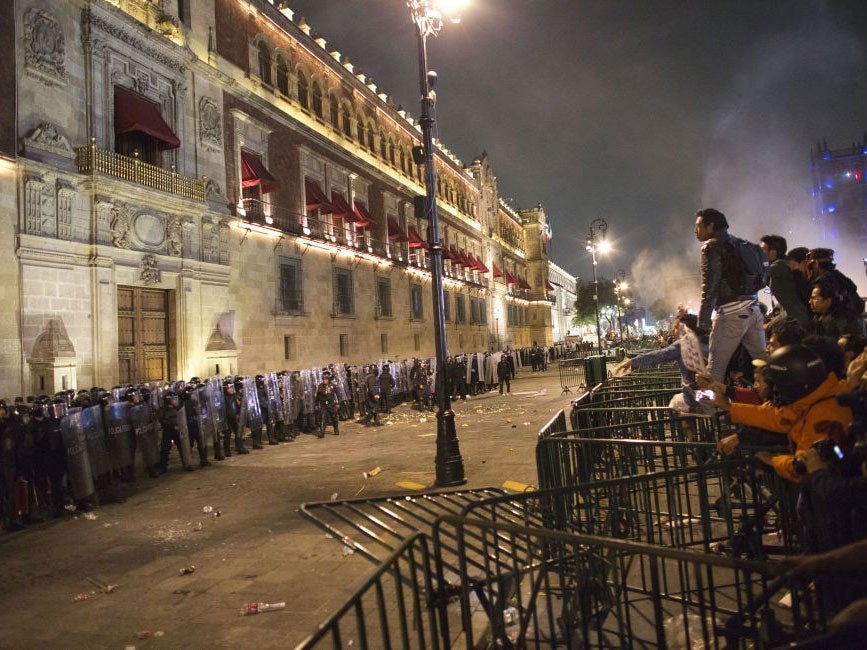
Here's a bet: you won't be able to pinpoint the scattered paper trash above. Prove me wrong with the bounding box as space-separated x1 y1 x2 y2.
342 545 355 556
363 467 382 479
192 521 203 532
396 481 426 491
83 512 97 521
179 565 196 576
241 601 286 616
73 592 89 602
202 506 213 514
330 492 339 501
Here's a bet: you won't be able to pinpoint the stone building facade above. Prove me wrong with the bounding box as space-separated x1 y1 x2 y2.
0 0 555 396
548 261 578 342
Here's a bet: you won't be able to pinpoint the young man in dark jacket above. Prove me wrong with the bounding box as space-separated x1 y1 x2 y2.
760 234 810 327
694 208 768 382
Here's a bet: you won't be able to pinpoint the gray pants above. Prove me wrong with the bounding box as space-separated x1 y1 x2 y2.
707 301 767 382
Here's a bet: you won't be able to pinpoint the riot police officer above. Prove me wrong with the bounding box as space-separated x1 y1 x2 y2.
379 365 395 414
315 371 340 437
255 375 278 446
35 399 68 518
363 366 381 426
158 391 194 472
223 379 249 455
183 385 210 468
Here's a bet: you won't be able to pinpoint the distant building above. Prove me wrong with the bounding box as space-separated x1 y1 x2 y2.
547 262 577 342
810 136 867 245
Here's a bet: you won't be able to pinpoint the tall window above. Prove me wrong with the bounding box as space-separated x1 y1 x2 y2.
470 298 479 324
297 71 309 109
275 56 289 95
377 277 392 317
379 132 387 159
389 141 396 165
357 119 366 148
279 257 303 314
480 298 487 324
311 82 323 118
341 104 352 137
329 96 340 130
367 125 375 152
333 268 354 316
410 283 424 320
257 40 272 85
455 295 466 324
443 291 451 322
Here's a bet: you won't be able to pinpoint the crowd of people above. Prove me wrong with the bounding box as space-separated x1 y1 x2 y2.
615 208 867 637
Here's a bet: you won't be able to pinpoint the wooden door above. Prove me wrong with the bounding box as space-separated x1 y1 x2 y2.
117 287 170 384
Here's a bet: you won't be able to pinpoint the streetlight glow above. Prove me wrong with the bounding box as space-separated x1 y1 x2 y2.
434 0 467 22
597 240 612 254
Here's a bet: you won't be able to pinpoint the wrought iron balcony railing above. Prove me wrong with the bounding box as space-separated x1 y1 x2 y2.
75 143 206 202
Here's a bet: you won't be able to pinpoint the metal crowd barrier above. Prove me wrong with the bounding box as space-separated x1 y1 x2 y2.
557 358 588 394
431 515 827 649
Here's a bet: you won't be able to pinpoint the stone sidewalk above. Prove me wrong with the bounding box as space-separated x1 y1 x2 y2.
0 368 569 649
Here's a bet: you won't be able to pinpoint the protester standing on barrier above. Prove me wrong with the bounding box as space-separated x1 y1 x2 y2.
694 208 769 383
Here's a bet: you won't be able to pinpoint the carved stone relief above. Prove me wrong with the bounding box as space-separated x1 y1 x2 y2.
198 97 223 149
218 221 230 265
202 219 220 263
139 254 161 285
166 217 183 257
23 122 74 159
132 213 166 248
109 203 132 248
24 9 66 85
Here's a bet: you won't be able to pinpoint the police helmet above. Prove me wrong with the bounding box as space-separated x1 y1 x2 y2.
763 345 827 406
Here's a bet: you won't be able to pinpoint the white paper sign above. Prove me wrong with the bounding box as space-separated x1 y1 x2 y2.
680 329 707 374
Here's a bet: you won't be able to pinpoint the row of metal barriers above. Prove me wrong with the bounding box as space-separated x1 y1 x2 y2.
294 365 838 648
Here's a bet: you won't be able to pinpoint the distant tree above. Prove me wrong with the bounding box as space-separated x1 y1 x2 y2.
572 277 617 326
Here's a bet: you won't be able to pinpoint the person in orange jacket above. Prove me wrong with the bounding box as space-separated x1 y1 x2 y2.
701 344 853 482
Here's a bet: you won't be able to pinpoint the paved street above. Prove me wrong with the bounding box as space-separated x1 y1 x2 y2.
0 368 565 649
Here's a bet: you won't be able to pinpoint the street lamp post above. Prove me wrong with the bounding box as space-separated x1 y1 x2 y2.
615 269 626 342
408 0 466 487
586 218 609 353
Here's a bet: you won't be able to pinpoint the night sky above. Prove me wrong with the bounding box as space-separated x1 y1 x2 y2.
285 0 867 306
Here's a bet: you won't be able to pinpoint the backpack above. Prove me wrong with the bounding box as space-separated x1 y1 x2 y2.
723 237 770 295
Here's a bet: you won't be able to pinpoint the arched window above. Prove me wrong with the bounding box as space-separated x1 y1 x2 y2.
311 82 322 117
329 95 340 129
357 119 366 148
379 132 387 159
388 140 396 165
257 40 272 85
341 104 352 137
399 147 407 173
275 55 289 95
367 123 375 151
297 70 309 109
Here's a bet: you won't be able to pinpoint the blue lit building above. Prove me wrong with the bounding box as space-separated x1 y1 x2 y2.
810 136 867 244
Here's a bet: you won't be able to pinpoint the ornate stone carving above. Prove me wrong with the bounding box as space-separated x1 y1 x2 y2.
198 97 223 149
218 221 230 265
109 203 132 248
139 254 161 285
133 71 151 95
83 9 186 74
23 122 74 158
166 217 183 257
132 213 166 248
24 9 66 84
31 319 76 361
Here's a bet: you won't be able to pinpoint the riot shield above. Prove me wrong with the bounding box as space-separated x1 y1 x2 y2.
104 401 134 471
60 411 95 499
192 387 214 457
287 373 302 422
175 405 193 467
265 372 282 423
242 377 263 432
330 366 348 404
129 403 160 471
207 379 229 438
300 369 316 415
81 405 109 478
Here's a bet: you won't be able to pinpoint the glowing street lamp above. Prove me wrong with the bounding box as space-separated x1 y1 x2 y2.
586 218 609 351
407 0 468 487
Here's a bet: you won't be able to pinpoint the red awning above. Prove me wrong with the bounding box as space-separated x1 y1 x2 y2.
460 250 475 269
407 226 425 249
304 179 335 213
388 217 408 242
473 255 490 273
114 86 180 150
519 277 531 290
545 280 555 291
505 271 517 285
330 192 355 222
492 263 503 278
241 150 279 194
441 246 454 260
353 201 375 228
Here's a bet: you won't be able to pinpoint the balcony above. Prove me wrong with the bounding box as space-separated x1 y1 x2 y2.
75 144 206 202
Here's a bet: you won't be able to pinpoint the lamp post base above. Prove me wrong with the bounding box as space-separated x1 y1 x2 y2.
434 408 466 487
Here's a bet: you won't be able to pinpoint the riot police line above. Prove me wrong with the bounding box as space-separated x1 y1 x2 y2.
0 344 577 532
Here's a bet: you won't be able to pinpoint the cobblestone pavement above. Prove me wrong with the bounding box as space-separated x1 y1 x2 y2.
0 368 567 649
